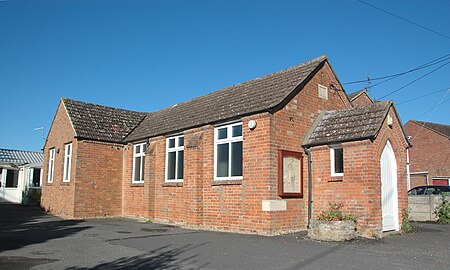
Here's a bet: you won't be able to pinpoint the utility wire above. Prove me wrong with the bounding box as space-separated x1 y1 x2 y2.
412 89 450 142
397 87 450 105
343 54 450 85
414 98 450 119
357 0 450 40
378 61 450 99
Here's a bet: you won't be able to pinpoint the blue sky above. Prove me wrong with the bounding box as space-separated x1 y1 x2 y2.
1 0 449 152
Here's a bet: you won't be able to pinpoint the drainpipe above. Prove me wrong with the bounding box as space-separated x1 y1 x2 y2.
305 147 313 228
406 149 411 190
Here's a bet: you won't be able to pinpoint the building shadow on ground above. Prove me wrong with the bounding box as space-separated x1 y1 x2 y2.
67 243 209 270
0 204 91 252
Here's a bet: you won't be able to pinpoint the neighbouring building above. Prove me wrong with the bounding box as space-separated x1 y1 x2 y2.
404 120 450 188
0 148 44 204
41 55 410 237
347 89 373 106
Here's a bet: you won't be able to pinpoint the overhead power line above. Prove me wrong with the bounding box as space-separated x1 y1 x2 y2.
343 54 450 85
397 87 450 105
412 89 450 141
357 0 450 40
378 61 450 99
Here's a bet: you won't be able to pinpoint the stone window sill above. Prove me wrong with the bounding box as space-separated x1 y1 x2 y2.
162 182 183 187
329 176 343 182
130 183 144 187
60 182 70 186
211 180 242 186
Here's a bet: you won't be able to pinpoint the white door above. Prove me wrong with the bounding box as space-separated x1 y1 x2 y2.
0 168 22 203
381 141 399 231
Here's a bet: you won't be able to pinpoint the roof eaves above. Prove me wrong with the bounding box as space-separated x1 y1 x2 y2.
411 120 450 139
302 110 326 147
269 57 327 114
61 98 78 137
303 135 375 148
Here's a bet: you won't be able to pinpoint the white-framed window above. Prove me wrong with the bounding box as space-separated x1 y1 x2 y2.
48 148 55 183
214 122 243 180
165 135 184 182
63 143 72 182
330 145 344 176
318 84 328 100
132 142 146 183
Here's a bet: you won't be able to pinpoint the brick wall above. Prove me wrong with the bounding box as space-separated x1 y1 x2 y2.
404 121 450 188
266 61 352 233
41 101 77 218
43 61 408 237
122 142 145 217
118 62 353 234
309 107 408 237
351 92 372 106
73 140 123 218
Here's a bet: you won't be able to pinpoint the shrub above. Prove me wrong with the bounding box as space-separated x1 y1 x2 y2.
317 202 358 223
434 195 450 224
401 207 413 233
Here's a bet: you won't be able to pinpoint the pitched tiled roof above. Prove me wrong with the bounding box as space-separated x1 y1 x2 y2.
125 55 327 141
411 120 450 139
303 101 392 147
347 89 367 101
0 149 44 165
63 98 147 143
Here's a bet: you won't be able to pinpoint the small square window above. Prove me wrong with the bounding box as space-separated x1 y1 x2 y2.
232 125 242 137
168 138 176 148
218 128 228 140
318 84 328 100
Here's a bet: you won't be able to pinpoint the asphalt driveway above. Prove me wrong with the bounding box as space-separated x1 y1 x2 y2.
0 204 449 270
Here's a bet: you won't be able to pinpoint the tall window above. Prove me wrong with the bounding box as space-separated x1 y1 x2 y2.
48 148 55 183
330 146 344 176
166 135 184 182
132 142 146 183
63 143 72 182
214 122 243 180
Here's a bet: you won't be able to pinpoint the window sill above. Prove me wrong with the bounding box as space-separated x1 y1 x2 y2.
60 182 70 186
211 179 243 186
329 176 343 182
279 194 303 199
130 182 144 187
46 183 53 186
162 182 183 187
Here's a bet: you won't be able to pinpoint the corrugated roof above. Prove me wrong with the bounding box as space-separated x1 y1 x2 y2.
303 101 392 147
124 55 327 141
63 98 147 143
0 149 44 165
411 120 450 139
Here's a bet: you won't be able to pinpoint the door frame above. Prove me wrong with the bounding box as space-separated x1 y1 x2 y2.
380 140 399 232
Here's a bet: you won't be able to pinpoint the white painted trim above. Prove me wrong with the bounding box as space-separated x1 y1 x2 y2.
165 135 184 182
330 146 343 177
63 143 72 182
132 143 146 183
318 84 328 100
381 140 399 232
48 148 55 183
214 122 243 181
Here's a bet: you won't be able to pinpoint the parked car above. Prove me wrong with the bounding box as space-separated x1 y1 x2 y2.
408 185 450 195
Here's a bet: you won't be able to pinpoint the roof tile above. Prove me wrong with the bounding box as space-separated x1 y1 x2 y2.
63 98 147 143
303 101 392 147
125 55 327 141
